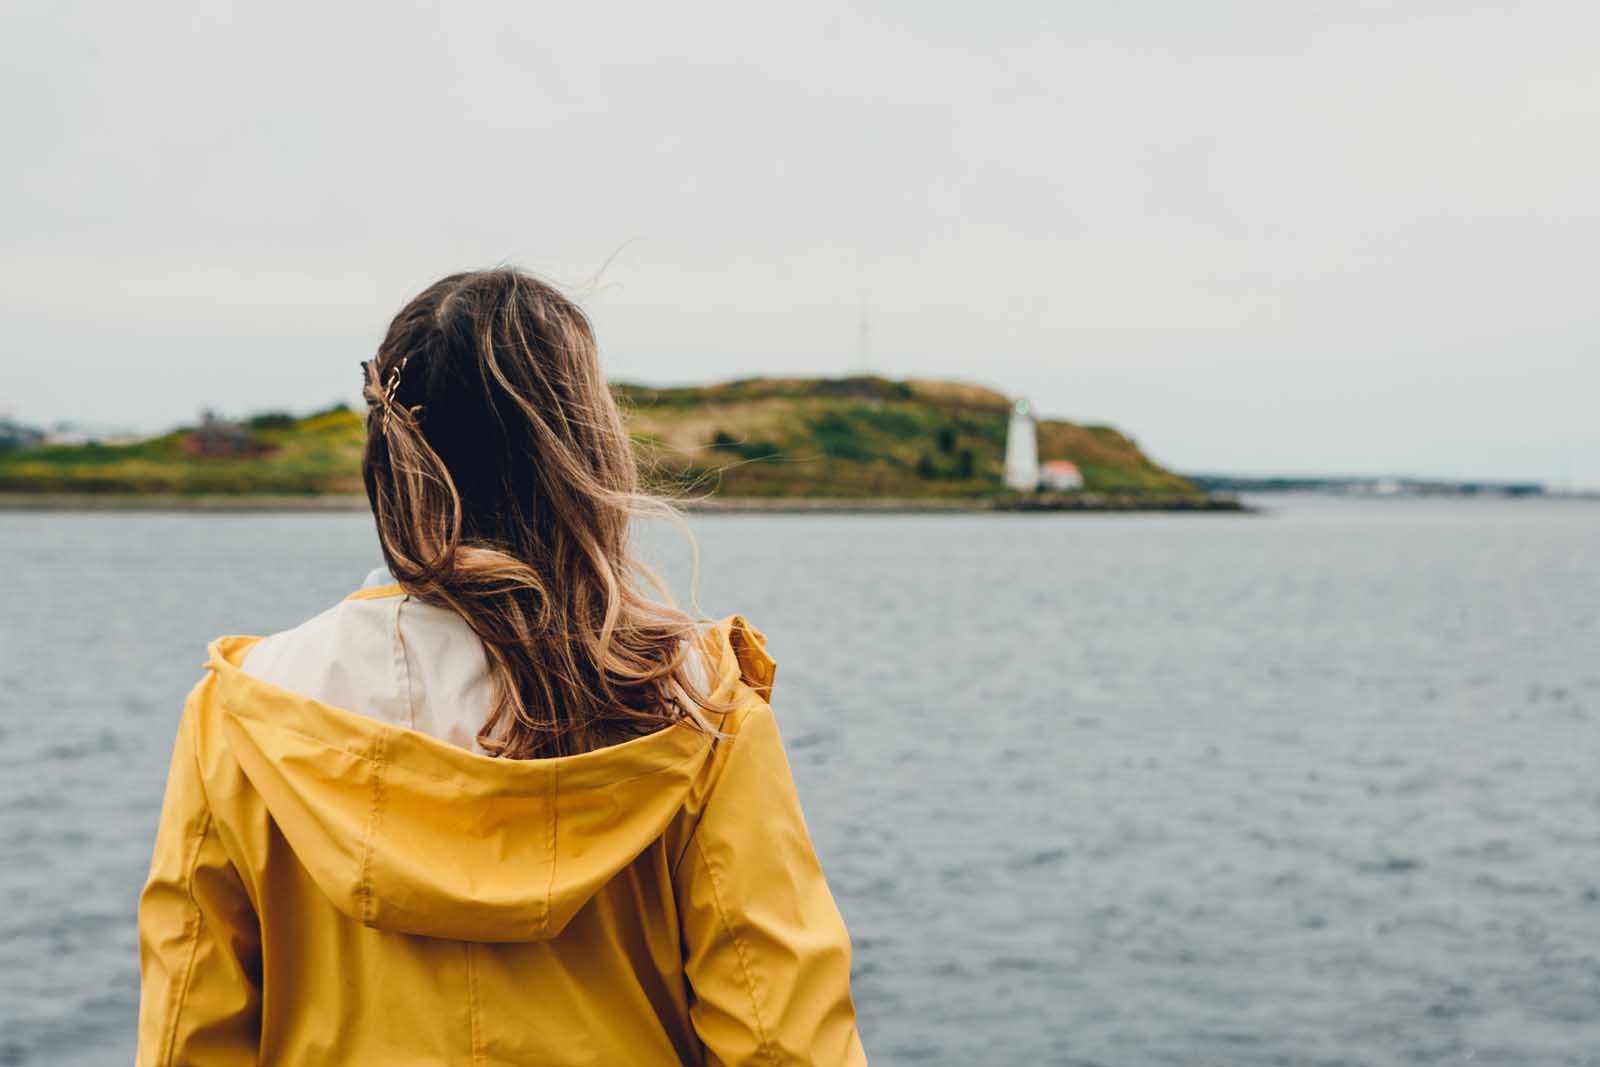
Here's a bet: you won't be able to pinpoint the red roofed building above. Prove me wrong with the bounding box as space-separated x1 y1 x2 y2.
1039 459 1084 491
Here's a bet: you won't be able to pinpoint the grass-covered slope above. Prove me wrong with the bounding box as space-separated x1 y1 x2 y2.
0 407 367 495
620 377 1195 498
0 377 1196 498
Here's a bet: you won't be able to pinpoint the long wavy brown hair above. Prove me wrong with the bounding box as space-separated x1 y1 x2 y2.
361 269 720 759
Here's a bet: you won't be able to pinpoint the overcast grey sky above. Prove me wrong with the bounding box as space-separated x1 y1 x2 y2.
3 1 1596 484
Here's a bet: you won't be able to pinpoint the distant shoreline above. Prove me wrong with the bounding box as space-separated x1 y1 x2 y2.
0 492 1252 515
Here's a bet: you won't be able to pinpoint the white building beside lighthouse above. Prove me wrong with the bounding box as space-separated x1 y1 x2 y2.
1003 397 1039 491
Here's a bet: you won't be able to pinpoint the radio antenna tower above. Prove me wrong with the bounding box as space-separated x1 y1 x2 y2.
857 296 872 373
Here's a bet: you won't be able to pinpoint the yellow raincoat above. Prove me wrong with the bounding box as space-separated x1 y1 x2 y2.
137 599 866 1065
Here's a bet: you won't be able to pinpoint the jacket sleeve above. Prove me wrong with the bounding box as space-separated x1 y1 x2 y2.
676 703 868 1066
137 691 262 1066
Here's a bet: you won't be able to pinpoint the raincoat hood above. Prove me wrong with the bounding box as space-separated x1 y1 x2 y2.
198 621 764 943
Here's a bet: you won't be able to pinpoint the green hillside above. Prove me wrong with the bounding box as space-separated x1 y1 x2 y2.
0 377 1197 499
620 377 1194 498
0 407 369 495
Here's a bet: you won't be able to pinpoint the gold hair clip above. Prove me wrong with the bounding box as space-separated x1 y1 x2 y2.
364 351 412 431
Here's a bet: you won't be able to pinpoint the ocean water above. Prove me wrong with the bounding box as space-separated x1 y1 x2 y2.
1 496 1598 1066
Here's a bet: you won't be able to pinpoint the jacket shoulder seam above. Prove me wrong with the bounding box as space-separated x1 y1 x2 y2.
357 730 389 924
465 943 485 1065
692 832 782 1067
543 759 558 937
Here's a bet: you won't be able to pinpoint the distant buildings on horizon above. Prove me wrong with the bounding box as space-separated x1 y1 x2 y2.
0 415 147 449
1183 472 1559 498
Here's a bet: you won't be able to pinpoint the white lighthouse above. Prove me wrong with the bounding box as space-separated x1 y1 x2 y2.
1003 397 1039 491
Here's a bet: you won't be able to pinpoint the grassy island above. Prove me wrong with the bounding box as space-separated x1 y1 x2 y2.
0 376 1220 508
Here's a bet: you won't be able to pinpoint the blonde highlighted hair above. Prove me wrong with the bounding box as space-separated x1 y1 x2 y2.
361 269 720 759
